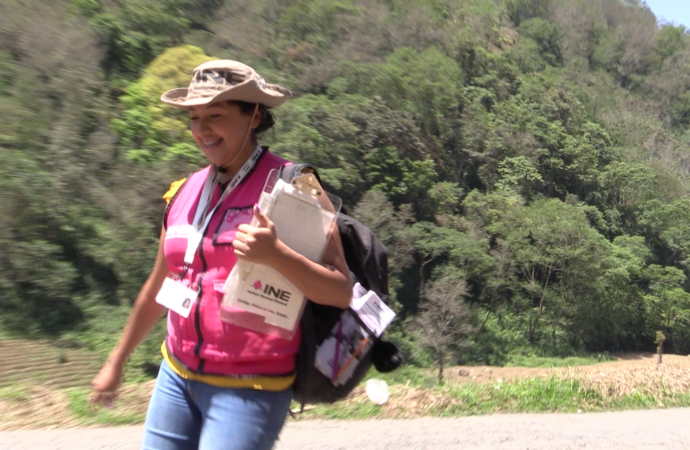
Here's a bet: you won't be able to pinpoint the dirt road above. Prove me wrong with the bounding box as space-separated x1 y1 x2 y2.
1 408 689 450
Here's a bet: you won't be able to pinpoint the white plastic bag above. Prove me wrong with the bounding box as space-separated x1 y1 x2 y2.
365 378 389 405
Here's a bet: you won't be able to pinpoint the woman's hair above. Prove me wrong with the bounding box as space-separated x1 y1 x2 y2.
231 101 276 138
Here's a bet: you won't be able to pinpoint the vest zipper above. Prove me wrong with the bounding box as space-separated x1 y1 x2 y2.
191 173 252 373
194 245 207 374
193 187 218 374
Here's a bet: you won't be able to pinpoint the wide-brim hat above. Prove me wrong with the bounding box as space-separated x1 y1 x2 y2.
161 60 291 109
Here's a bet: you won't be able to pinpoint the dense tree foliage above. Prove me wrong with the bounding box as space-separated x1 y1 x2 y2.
2 0 690 371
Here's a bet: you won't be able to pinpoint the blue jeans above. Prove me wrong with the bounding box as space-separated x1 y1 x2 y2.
142 360 292 450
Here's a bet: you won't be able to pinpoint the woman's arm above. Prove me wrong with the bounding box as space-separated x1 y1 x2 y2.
90 227 170 404
233 206 352 309
271 221 352 308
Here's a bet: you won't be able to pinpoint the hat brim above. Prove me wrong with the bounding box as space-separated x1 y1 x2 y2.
160 79 291 109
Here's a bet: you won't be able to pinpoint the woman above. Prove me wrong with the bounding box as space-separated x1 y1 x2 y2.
91 60 352 450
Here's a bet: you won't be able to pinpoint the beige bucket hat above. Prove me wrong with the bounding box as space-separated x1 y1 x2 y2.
161 60 292 109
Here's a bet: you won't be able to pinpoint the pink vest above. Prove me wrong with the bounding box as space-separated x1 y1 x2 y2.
163 149 300 376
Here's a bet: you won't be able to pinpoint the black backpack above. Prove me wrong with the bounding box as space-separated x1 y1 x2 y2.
277 164 403 406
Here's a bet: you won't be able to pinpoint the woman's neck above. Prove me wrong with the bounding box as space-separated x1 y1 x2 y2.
218 142 259 181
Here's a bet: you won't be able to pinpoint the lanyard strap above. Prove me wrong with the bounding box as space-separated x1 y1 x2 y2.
184 146 264 267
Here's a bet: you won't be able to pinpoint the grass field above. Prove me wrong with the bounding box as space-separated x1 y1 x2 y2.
1 341 689 429
0 340 103 389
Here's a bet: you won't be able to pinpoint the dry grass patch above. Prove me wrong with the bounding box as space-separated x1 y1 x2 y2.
0 384 78 430
338 383 464 419
570 362 690 401
0 381 156 430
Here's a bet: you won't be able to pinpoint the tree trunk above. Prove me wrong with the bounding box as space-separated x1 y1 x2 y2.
479 308 492 332
655 331 666 365
437 349 444 383
419 256 431 299
528 266 553 343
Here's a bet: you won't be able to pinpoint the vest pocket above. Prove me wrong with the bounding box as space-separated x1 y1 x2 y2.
212 206 254 246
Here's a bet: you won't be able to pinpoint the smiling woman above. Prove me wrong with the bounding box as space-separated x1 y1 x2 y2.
187 101 257 169
187 101 275 176
90 60 352 450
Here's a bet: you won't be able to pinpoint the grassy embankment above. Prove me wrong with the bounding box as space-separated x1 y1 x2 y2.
2 340 688 428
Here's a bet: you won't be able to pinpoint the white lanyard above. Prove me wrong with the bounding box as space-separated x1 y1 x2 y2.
184 146 263 267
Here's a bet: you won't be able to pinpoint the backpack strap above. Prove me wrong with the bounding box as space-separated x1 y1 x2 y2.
278 163 323 186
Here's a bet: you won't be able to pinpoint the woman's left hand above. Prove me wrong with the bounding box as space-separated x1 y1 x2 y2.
233 205 284 265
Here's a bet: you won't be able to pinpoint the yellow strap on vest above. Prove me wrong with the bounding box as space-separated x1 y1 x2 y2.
163 178 187 205
161 342 295 391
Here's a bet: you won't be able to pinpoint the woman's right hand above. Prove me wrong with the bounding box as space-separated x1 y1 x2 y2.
90 360 124 407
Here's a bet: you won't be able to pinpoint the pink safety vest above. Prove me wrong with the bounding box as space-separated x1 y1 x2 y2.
163 149 300 376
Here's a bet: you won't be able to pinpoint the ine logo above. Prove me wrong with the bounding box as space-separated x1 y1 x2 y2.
251 280 291 302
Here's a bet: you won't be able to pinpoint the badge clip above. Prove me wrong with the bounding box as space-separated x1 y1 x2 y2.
291 173 322 198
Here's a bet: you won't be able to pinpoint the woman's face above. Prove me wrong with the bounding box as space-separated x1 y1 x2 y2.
188 101 258 167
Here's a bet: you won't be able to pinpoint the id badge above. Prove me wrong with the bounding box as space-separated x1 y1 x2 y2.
155 277 198 318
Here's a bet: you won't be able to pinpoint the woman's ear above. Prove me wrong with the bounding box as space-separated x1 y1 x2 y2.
251 106 263 130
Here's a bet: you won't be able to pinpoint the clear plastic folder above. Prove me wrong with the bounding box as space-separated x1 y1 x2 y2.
219 169 341 340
